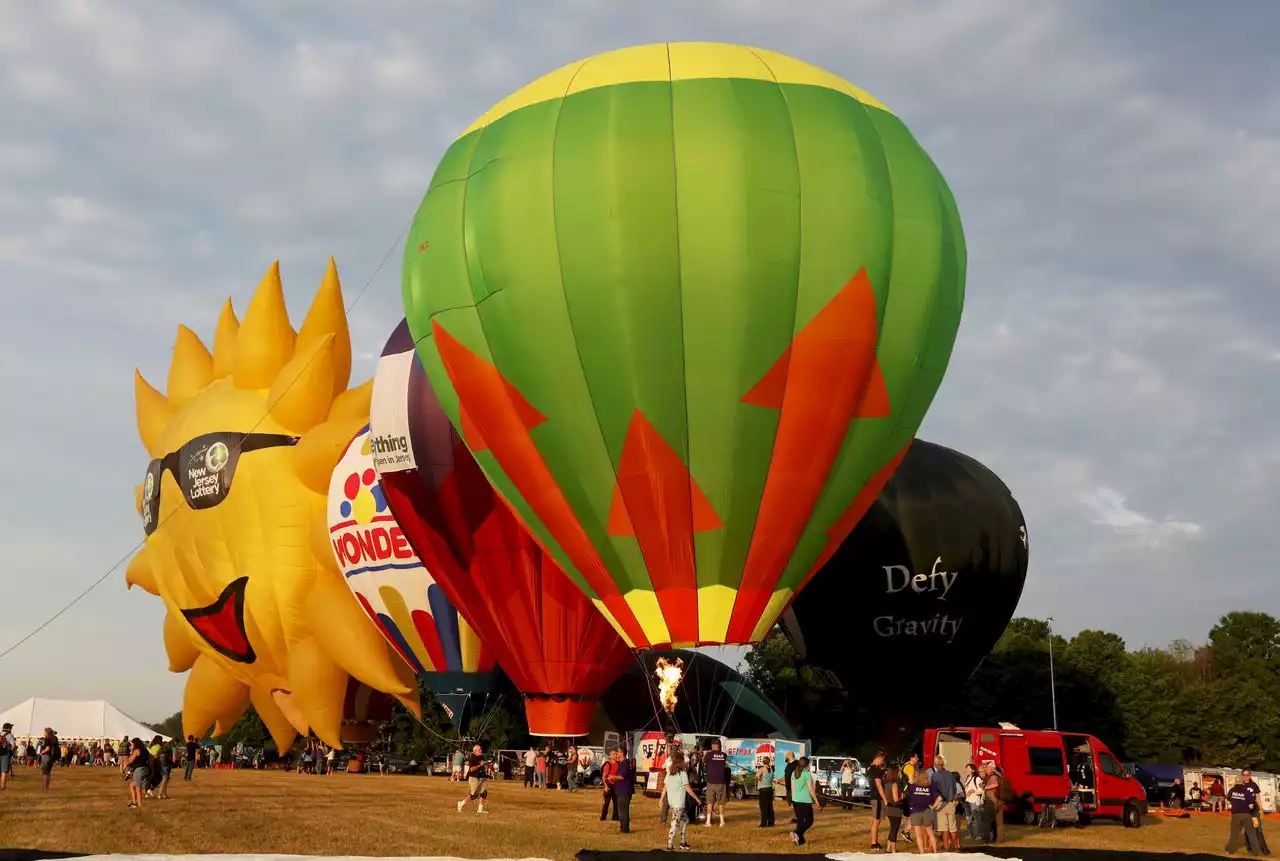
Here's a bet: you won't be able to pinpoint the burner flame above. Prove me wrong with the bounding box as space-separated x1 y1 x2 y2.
654 657 684 714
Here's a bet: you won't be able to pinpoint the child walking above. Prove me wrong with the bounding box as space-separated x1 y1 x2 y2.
663 751 702 851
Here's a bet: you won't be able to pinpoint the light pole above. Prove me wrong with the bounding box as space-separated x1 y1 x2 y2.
1046 616 1059 730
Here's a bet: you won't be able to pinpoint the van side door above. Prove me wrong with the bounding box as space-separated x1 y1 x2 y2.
1094 749 1131 813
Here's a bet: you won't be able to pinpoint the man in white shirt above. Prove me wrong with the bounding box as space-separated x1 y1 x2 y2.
524 747 538 787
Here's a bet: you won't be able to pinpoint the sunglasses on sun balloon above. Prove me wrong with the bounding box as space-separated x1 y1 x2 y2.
140 432 299 535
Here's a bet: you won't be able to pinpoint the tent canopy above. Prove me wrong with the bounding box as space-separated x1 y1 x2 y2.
0 697 168 742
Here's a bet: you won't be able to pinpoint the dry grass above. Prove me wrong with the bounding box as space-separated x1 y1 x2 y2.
0 766 1252 858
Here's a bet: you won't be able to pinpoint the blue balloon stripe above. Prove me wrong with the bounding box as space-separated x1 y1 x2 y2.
428 583 463 672
376 611 425 674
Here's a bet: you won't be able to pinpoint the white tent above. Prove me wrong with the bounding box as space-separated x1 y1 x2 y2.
0 697 169 743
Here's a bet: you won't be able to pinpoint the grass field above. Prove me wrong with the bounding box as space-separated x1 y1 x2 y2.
0 766 1254 858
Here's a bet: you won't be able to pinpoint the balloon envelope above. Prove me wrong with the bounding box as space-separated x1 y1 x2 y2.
783 439 1028 689
371 320 632 737
403 42 965 651
327 424 497 728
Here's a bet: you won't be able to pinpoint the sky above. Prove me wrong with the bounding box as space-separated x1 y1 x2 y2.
1 0 1278 722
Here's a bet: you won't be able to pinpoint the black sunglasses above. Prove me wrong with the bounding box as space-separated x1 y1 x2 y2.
140 432 299 535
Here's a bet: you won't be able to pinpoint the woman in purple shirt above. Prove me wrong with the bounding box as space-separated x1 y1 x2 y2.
907 770 941 853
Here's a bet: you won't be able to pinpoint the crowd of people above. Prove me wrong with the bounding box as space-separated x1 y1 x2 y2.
6 719 1272 852
0 724 233 808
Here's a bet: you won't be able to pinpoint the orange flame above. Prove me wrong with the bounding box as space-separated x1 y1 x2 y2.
654 657 684 714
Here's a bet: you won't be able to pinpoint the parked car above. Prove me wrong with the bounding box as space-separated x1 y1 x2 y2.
383 756 420 774
927 725 1148 828
810 755 870 800
1131 763 1186 807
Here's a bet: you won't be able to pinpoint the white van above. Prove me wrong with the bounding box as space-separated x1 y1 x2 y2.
809 755 869 799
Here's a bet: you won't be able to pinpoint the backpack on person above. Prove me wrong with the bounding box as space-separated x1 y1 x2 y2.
0 735 12 755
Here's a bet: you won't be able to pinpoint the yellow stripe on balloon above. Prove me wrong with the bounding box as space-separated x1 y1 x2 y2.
457 615 483 673
592 599 636 649
696 584 737 645
749 589 794 643
623 589 672 647
378 585 436 671
461 42 892 138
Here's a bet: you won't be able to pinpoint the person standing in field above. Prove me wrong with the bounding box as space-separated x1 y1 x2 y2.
451 748 465 782
123 738 150 810
523 747 537 788
907 769 941 853
37 728 58 791
600 753 619 822
1225 779 1261 855
963 763 985 842
930 755 961 851
664 751 702 851
184 736 198 781
982 764 1004 844
609 746 635 834
1239 770 1269 855
756 756 776 827
789 756 818 846
867 750 889 851
703 738 728 826
883 765 905 854
157 743 174 799
457 744 490 815
782 751 798 818
0 722 16 790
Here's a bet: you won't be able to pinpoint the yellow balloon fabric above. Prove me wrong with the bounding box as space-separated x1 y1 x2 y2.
129 258 408 748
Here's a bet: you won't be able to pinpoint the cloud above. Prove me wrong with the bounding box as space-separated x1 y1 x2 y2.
1 0 1277 717
1078 486 1202 547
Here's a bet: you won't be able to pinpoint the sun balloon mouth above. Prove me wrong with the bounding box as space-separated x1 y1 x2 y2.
181 576 256 664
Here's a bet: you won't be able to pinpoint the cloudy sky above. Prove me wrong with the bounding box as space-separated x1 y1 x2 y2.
1 0 1277 721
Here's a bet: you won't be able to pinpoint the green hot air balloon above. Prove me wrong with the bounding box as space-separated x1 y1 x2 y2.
403 42 965 651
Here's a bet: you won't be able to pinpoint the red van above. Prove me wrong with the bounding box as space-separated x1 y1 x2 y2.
924 726 1148 828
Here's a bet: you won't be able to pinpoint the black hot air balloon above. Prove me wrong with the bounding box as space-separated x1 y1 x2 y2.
782 439 1028 692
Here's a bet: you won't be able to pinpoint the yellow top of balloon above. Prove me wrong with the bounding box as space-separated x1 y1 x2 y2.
128 260 416 751
461 41 893 138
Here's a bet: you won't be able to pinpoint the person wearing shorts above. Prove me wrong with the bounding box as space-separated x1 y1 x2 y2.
867 751 889 850
0 722 16 790
37 728 58 791
907 771 941 853
703 739 729 826
929 755 961 850
457 744 489 814
123 738 150 809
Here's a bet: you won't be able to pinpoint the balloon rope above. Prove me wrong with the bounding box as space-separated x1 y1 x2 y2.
0 212 418 663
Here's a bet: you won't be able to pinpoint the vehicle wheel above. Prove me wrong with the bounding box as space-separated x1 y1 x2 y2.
734 785 746 800
1123 802 1143 828
1021 806 1040 826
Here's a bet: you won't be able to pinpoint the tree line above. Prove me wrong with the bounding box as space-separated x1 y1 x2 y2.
744 610 1280 771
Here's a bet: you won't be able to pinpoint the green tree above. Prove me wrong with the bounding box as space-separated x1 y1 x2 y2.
148 711 184 741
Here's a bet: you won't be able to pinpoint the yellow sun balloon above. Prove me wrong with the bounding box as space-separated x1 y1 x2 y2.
128 259 418 750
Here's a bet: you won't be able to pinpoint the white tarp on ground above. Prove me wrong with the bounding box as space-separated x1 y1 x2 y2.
829 856 1017 861
0 697 169 742
65 855 1012 861
71 857 554 861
